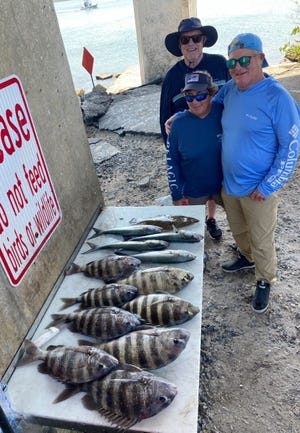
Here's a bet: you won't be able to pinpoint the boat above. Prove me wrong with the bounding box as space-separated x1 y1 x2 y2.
81 1 98 10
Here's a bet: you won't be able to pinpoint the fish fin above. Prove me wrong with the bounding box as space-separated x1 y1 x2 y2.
113 248 125 254
46 344 63 350
155 290 173 295
64 263 81 276
17 340 41 366
81 242 101 255
87 227 102 240
98 407 138 430
135 324 155 331
37 363 49 375
78 339 96 346
171 224 179 233
46 314 67 329
134 327 160 336
81 394 99 411
59 297 77 310
129 217 137 225
53 385 80 404
119 363 143 372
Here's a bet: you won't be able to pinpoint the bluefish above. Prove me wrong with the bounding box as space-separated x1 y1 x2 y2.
82 239 169 254
131 229 203 243
88 224 163 240
116 249 196 263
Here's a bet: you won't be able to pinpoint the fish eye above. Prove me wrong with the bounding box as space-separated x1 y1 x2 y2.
159 396 168 403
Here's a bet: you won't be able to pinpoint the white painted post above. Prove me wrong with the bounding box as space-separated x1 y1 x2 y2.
133 0 197 84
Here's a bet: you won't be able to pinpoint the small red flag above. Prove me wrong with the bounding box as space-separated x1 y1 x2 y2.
82 47 94 75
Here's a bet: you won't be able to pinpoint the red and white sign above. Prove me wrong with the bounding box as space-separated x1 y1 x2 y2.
0 75 61 286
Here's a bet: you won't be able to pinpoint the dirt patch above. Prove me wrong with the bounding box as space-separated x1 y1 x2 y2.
86 124 300 433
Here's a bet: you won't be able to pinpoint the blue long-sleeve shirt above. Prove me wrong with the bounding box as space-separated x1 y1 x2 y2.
166 104 223 201
214 75 300 197
160 53 230 144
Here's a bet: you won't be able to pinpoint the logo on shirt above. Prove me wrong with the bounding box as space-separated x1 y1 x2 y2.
245 113 257 121
289 124 299 139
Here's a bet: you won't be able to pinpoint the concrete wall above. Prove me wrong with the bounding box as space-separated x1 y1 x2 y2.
133 0 197 84
0 0 103 378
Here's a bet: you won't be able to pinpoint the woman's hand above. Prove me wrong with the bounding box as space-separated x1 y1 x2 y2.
165 114 176 135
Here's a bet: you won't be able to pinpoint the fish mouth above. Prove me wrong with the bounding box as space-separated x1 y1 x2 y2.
183 273 194 283
189 306 200 315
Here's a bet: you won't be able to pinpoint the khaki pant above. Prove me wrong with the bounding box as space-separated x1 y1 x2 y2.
221 188 278 284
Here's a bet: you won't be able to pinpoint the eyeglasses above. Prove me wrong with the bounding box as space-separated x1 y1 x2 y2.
180 34 203 45
226 54 261 69
185 92 208 102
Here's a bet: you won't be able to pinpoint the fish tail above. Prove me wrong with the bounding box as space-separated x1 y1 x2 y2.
46 314 66 328
17 340 41 366
59 298 77 310
87 227 103 240
53 385 80 404
81 242 100 255
64 263 82 275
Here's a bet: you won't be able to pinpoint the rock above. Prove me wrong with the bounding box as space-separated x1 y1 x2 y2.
98 84 161 135
80 88 112 126
96 72 114 80
89 139 120 164
106 64 142 94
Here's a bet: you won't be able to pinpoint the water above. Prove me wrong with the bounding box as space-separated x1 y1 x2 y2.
54 0 297 92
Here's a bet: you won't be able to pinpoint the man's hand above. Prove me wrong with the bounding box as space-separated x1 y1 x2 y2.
250 189 266 201
173 198 189 206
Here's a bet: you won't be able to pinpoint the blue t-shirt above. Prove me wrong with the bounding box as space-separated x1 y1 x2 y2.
214 75 300 197
166 103 223 201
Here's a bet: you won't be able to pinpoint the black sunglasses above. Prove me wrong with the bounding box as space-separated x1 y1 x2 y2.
226 54 261 69
180 34 203 45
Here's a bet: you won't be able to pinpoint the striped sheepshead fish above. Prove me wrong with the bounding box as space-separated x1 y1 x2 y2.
18 340 119 383
59 283 138 310
47 306 145 342
54 367 177 431
80 327 191 370
64 254 141 283
117 266 194 294
121 294 200 326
